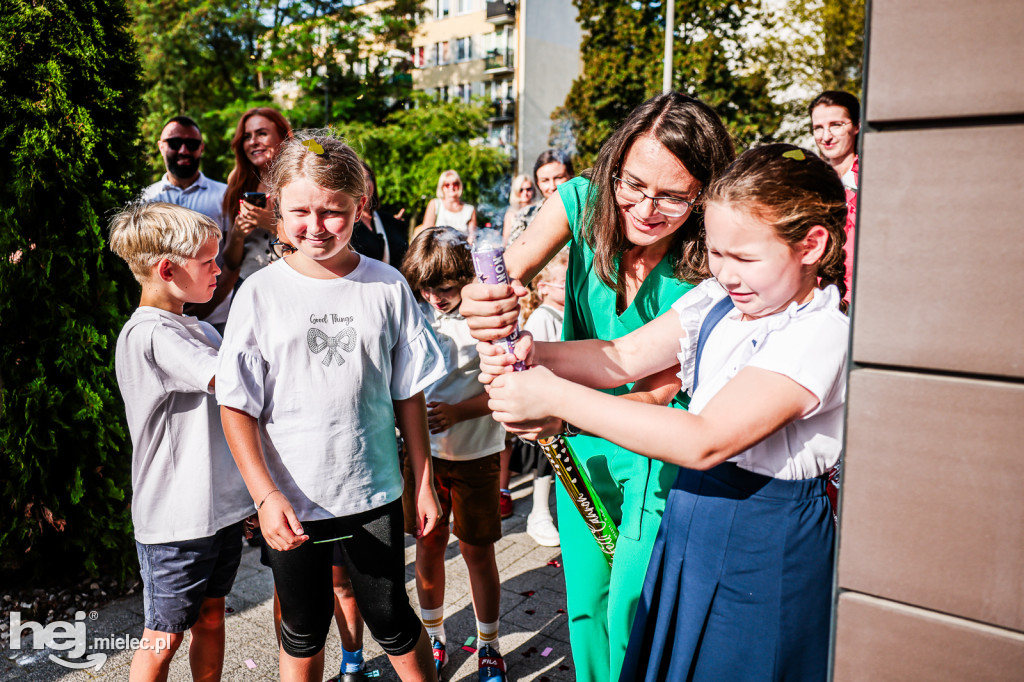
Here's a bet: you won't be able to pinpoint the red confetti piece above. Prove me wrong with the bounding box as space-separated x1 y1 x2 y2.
224 607 234 613
546 559 562 567
525 609 535 615
559 665 570 671
556 608 565 613
520 590 535 597
462 645 477 653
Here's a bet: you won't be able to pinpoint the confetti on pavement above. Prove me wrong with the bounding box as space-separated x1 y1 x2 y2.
244 659 256 669
541 647 552 657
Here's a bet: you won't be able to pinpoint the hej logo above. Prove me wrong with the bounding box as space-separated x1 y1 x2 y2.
7 610 107 671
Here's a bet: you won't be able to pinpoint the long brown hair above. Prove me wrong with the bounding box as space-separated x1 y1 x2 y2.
222 107 292 218
700 144 849 311
583 92 735 292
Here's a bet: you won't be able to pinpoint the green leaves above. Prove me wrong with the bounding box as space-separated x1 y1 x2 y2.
337 95 510 226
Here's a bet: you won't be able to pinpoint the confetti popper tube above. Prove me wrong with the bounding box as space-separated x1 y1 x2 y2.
470 242 619 565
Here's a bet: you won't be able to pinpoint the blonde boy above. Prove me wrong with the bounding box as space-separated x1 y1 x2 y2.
109 202 252 681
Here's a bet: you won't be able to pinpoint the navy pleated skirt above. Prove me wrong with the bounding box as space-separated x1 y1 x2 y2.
619 463 835 682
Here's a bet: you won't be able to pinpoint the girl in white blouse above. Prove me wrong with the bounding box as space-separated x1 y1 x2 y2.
481 144 850 682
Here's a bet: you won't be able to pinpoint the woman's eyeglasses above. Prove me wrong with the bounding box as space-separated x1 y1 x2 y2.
812 121 852 139
162 137 201 152
270 238 297 259
518 186 535 194
612 176 695 218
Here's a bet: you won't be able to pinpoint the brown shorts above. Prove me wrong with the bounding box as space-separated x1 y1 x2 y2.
402 454 502 546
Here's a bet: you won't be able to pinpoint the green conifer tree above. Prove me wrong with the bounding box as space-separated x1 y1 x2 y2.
0 0 144 579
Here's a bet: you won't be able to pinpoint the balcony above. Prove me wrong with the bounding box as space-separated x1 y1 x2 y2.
489 97 515 122
486 1 515 25
484 48 514 74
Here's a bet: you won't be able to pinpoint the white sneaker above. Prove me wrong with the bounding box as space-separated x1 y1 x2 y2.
527 514 560 546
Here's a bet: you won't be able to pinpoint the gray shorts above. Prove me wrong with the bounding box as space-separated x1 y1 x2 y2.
136 521 244 632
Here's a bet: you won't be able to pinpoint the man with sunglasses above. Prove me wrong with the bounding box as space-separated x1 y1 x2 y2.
142 116 235 328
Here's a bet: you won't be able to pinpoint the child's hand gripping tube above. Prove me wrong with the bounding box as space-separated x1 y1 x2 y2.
470 237 620 566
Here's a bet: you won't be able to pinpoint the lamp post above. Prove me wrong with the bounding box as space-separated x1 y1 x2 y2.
662 0 675 93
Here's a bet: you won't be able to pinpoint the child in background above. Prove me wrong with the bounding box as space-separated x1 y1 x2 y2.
517 248 569 547
400 227 508 682
109 202 253 681
482 144 849 681
217 132 445 682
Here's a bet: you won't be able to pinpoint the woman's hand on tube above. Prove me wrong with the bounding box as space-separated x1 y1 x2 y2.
459 280 529 342
257 492 309 551
475 333 535 386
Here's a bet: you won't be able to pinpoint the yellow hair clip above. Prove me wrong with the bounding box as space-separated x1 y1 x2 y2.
302 139 326 156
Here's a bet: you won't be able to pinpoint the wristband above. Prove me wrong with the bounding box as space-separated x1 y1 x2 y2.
255 489 280 511
563 421 582 437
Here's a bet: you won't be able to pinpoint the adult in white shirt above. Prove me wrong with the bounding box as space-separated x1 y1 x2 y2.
142 116 235 327
420 169 477 242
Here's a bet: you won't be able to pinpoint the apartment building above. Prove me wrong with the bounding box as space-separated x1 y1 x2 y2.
411 0 582 173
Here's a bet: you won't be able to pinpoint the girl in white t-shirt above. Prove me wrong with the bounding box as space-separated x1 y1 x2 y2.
481 144 850 681
217 132 445 681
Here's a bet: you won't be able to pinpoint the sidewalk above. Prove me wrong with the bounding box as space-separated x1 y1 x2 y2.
2 475 575 681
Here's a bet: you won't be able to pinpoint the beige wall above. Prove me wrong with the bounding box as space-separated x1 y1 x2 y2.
834 1 1024 679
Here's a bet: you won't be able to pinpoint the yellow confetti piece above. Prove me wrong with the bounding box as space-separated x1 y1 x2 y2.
782 149 806 161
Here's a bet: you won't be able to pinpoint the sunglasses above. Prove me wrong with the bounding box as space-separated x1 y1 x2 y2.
162 137 201 152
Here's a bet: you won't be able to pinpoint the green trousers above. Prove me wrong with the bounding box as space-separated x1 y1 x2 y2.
555 434 678 682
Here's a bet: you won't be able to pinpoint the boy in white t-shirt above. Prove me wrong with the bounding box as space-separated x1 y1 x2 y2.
400 227 508 681
109 202 253 681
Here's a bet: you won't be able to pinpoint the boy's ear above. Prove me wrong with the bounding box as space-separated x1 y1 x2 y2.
801 225 829 265
156 258 176 282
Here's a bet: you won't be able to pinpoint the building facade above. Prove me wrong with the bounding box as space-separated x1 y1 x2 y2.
411 0 582 173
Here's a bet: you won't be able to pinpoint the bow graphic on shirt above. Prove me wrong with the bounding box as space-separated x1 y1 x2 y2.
307 327 357 366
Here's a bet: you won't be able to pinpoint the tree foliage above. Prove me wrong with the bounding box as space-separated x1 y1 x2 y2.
562 0 784 166
128 0 421 183
0 0 144 580
338 96 511 226
751 0 865 140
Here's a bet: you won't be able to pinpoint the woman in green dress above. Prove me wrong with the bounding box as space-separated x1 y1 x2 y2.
460 92 734 681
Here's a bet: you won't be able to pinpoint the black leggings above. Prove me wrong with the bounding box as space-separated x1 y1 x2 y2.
264 500 422 658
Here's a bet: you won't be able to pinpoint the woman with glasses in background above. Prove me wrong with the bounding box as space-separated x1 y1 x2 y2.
459 92 734 681
810 90 860 306
420 169 477 243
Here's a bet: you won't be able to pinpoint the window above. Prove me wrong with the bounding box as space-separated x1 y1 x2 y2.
435 0 450 18
412 46 425 68
457 0 476 14
455 37 473 62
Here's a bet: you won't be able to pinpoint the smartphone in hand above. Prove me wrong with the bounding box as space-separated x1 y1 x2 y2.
242 191 267 208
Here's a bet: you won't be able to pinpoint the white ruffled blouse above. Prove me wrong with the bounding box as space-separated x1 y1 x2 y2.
671 279 850 479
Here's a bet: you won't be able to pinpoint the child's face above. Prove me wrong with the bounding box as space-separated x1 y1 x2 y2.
176 236 221 304
704 203 821 321
279 178 365 266
421 282 462 315
539 263 567 308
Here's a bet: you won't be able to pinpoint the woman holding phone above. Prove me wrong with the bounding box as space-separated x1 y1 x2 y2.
221 107 292 282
